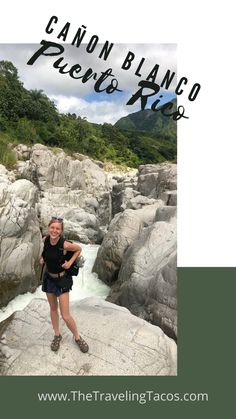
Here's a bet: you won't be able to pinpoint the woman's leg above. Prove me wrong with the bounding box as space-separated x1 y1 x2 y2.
58 292 80 340
46 293 60 336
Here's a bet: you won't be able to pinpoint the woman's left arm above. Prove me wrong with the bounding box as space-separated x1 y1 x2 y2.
62 241 82 269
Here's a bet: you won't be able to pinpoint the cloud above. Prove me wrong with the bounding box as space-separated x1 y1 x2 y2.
0 43 177 123
51 94 136 124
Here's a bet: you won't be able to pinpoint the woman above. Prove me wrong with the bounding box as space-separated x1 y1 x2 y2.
39 217 89 353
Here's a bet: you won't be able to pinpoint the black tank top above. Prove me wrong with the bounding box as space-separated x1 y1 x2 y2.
43 236 65 274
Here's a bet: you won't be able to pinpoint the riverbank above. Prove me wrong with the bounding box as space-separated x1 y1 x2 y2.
0 244 109 323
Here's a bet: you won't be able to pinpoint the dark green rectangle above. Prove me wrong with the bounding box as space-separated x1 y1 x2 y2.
0 268 235 418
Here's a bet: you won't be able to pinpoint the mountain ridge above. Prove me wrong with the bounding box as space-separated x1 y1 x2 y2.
114 99 177 141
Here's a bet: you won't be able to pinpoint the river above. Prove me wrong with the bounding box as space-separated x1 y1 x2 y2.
0 244 110 322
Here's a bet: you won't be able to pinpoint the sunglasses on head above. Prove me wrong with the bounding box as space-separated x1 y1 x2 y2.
51 216 63 222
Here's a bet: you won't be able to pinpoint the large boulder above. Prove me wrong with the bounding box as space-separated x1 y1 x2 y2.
160 190 177 206
13 144 31 161
20 144 109 194
156 205 177 223
19 144 80 190
146 252 177 339
93 210 144 284
18 144 112 243
0 164 15 184
135 201 164 226
111 174 138 216
0 297 177 376
0 178 42 308
111 163 176 216
107 221 177 339
39 188 111 243
137 163 177 199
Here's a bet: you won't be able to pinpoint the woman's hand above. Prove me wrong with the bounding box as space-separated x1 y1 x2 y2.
39 257 45 265
61 260 72 270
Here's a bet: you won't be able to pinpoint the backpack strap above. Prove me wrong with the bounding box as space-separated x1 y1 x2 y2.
58 235 65 250
42 235 50 258
58 235 66 262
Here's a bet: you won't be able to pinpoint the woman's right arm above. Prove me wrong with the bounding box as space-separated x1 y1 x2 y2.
39 236 46 264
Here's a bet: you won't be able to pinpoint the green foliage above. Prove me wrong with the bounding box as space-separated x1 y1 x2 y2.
0 60 177 168
15 118 38 143
115 104 177 143
0 60 59 125
0 134 17 168
0 113 8 131
123 129 177 164
24 89 59 123
0 61 25 120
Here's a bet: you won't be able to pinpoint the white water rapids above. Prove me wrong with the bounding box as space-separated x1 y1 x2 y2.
0 244 110 323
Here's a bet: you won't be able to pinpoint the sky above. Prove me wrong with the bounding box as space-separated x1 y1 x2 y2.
0 43 177 124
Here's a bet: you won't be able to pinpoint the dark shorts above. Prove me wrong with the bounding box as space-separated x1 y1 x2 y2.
42 271 73 297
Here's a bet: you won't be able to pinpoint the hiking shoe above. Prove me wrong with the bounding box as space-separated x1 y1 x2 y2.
51 334 62 351
75 336 89 353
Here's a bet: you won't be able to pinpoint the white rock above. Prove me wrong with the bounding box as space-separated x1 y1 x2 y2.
0 297 177 376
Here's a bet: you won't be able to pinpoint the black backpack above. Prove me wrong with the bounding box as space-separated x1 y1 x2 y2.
42 235 80 277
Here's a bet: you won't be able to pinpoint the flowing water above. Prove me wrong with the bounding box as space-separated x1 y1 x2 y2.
0 244 110 322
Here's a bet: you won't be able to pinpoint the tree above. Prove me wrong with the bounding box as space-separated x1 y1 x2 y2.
0 60 24 120
0 60 19 81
